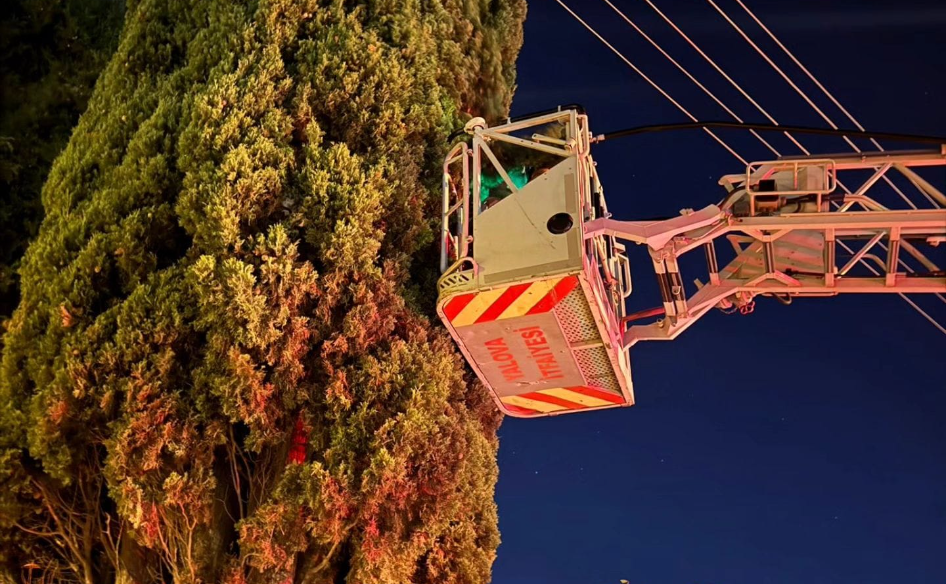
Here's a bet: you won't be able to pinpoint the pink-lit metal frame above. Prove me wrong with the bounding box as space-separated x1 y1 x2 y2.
441 111 944 407
584 148 946 348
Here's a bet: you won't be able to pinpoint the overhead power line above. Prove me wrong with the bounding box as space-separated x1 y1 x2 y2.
704 0 859 151
552 0 747 164
638 0 811 155
732 0 884 151
601 0 781 156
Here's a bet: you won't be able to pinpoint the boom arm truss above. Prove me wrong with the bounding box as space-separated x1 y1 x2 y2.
584 148 946 347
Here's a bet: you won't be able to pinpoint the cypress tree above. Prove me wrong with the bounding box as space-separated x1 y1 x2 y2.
0 1 526 582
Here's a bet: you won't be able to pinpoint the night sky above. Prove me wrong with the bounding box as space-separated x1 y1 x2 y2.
492 1 946 583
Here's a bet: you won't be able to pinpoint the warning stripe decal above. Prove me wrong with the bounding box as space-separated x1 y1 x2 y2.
450 288 507 327
442 293 476 322
525 276 580 315
496 279 560 320
502 395 568 413
444 275 579 328
542 387 613 408
518 391 586 410
474 283 532 324
500 385 626 415
562 385 626 405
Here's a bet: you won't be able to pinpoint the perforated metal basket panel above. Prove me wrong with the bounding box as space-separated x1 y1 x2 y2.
554 286 599 345
439 269 475 295
573 347 622 394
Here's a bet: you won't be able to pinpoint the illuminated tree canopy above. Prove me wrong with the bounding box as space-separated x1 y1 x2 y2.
0 0 526 582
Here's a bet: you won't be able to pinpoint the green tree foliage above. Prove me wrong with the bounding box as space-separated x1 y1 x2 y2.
0 0 124 325
0 1 525 582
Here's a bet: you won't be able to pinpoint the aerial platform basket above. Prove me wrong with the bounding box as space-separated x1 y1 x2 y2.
437 109 634 418
437 109 946 419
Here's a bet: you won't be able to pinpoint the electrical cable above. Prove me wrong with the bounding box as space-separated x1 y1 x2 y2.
638 0 811 154
553 0 747 164
602 0 781 156
593 121 946 144
733 0 883 152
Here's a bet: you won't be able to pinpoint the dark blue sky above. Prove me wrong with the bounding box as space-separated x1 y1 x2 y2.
493 1 946 583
